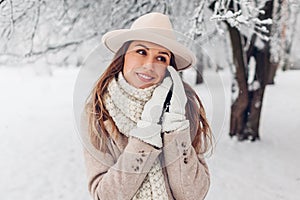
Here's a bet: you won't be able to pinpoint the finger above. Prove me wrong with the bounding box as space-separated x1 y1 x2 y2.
167 66 187 114
159 76 172 92
142 76 172 122
152 76 172 102
167 66 186 97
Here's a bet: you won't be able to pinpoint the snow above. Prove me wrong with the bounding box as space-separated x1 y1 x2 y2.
0 67 90 200
205 69 300 200
1 66 300 200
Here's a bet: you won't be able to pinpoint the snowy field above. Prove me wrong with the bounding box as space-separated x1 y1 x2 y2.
0 66 299 200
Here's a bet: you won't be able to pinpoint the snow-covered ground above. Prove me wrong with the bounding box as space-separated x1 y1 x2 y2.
1 66 299 200
205 69 300 200
0 67 89 200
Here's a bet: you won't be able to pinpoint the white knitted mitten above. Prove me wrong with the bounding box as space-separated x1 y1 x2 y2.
162 66 189 133
130 76 172 148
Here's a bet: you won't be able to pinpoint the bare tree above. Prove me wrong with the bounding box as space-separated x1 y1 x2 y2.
1 0 298 141
280 0 300 70
0 0 170 66
205 0 287 141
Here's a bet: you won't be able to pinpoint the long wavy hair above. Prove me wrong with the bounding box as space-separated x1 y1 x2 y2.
85 41 213 154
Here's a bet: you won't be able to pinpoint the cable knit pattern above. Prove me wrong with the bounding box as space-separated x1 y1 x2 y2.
103 72 156 135
103 72 169 200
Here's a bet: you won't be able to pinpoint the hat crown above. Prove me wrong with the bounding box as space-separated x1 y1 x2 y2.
102 12 196 70
131 12 173 30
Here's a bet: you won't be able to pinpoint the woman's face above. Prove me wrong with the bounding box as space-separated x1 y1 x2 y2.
123 41 171 89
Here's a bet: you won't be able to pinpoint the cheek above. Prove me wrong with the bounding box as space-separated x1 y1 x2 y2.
156 67 167 82
123 64 131 76
123 55 134 75
122 65 133 85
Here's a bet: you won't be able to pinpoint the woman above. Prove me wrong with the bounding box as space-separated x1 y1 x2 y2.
83 12 213 200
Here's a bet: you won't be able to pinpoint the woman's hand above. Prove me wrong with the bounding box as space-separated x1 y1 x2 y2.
162 66 189 133
129 76 172 148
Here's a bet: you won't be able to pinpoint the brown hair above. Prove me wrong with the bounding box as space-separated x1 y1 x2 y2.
85 41 213 154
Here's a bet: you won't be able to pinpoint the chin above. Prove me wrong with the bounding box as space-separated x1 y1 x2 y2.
139 83 154 89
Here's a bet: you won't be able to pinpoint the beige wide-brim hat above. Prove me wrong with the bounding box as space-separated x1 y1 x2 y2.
102 12 196 70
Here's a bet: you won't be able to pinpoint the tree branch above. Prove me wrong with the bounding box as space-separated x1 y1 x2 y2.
63 3 91 36
7 0 14 40
25 32 98 57
28 0 41 54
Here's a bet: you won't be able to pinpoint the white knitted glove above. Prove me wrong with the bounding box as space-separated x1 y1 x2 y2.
130 76 172 148
162 66 189 133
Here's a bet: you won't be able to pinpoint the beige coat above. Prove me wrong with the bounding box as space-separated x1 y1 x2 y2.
83 121 210 200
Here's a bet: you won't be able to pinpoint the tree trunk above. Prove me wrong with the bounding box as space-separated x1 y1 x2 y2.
227 26 249 139
228 0 275 141
196 68 203 84
196 53 204 84
267 62 278 84
244 47 269 141
244 1 274 141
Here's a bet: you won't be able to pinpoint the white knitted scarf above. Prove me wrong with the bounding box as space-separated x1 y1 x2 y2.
103 72 169 200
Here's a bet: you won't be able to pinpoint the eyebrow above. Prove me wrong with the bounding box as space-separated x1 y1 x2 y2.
134 44 171 57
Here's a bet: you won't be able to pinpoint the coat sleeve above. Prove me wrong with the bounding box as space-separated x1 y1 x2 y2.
83 136 161 200
162 128 210 200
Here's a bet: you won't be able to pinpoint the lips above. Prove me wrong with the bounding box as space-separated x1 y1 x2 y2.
136 72 154 82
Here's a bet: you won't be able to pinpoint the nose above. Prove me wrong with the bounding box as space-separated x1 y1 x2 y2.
142 56 156 70
143 63 155 71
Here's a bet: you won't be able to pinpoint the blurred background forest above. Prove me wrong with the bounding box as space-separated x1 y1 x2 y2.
1 0 299 140
1 0 299 69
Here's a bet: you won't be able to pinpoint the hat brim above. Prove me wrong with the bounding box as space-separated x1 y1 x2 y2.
102 28 196 70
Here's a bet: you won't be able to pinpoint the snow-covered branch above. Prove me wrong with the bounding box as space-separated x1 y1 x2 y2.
187 0 207 39
25 34 96 57
0 0 296 69
28 0 41 55
210 0 273 41
270 0 300 69
0 0 178 66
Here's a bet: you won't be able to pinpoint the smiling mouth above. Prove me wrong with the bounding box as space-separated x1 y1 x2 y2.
136 73 154 81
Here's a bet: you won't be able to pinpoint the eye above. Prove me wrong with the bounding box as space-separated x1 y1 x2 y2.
136 49 147 55
157 56 167 63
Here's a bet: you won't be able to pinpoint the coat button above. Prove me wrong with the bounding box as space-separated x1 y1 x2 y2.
136 158 143 164
134 166 139 172
183 149 187 156
184 157 188 164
